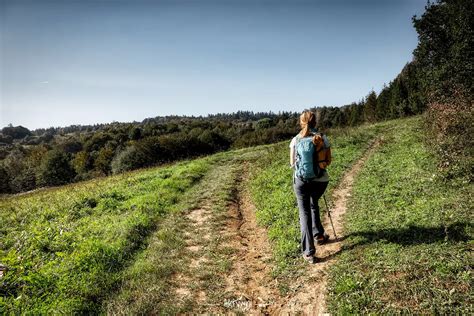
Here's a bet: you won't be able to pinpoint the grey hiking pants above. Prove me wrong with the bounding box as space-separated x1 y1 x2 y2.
293 176 329 256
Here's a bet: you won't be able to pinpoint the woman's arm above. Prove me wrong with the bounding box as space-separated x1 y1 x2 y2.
290 145 295 168
289 137 297 168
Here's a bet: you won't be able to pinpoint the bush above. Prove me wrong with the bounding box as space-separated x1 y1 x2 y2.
157 133 192 161
9 167 36 192
424 90 473 183
198 130 230 151
2 149 37 193
72 151 92 175
0 165 10 193
94 147 115 174
1 125 31 139
38 150 76 186
0 134 13 144
111 146 149 174
60 139 83 153
129 127 142 140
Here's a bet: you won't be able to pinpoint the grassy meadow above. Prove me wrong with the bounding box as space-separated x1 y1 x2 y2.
0 143 273 314
0 156 212 313
1 115 471 314
326 116 473 314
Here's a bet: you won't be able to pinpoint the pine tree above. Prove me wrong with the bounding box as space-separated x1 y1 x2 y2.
376 84 390 120
363 90 377 123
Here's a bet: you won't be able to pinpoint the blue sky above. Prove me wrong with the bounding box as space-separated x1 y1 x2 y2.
1 0 427 129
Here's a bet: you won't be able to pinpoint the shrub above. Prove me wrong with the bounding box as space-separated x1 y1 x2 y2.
94 147 115 174
0 134 13 144
0 165 10 193
1 125 31 139
424 90 473 183
157 133 191 161
2 149 37 193
111 145 149 174
38 150 76 186
60 139 83 153
9 167 36 192
198 130 230 151
71 151 91 175
129 127 142 140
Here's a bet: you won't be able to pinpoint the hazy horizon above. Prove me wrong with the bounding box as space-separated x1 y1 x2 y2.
1 0 427 130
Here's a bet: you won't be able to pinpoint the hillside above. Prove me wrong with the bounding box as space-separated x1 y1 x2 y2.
1 115 472 314
2 0 472 312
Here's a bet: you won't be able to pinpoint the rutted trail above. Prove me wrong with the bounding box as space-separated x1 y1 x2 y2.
114 139 384 314
220 137 384 315
271 137 384 314
221 162 280 313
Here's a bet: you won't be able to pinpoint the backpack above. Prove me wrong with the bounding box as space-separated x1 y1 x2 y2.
295 132 331 181
312 132 332 170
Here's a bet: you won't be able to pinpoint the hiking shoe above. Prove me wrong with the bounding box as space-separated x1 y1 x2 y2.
316 233 330 245
302 254 317 264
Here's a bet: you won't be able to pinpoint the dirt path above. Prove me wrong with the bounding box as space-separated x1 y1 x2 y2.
172 162 234 307
222 138 383 315
221 162 281 313
271 137 383 314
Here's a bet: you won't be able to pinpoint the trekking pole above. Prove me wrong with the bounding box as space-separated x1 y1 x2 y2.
323 194 337 240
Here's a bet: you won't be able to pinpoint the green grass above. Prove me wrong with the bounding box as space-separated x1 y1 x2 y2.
248 120 393 284
0 157 210 314
0 144 270 314
326 116 473 314
103 148 256 314
3 115 470 314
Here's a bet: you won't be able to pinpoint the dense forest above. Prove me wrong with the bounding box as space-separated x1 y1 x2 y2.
0 0 471 194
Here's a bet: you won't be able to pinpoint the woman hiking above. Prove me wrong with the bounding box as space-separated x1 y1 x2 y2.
289 110 331 264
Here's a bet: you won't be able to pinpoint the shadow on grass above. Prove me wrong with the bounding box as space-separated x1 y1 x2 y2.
317 222 471 262
344 222 471 248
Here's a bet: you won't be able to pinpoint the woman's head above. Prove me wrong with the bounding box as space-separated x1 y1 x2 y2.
299 110 316 137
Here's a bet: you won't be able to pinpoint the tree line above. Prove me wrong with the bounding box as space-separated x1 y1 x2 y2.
0 115 301 193
0 0 471 194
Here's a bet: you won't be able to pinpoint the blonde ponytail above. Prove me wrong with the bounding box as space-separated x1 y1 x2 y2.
299 110 316 137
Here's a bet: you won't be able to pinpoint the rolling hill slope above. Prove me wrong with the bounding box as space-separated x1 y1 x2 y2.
1 115 471 314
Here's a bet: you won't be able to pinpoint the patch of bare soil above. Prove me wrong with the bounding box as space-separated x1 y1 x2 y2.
222 138 383 315
173 206 213 303
221 162 281 314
